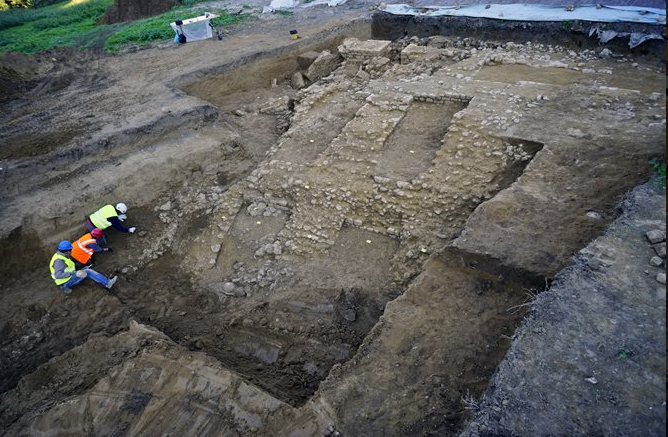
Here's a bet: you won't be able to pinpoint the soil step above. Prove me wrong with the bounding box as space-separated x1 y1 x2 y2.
312 249 545 436
1 321 295 435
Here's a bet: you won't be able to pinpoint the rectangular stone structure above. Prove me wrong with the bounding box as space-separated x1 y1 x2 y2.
400 43 446 64
339 38 392 62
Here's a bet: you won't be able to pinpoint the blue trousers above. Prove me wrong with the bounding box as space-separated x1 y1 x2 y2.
60 268 110 290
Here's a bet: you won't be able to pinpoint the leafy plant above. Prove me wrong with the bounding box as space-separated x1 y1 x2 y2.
560 20 573 30
650 158 666 188
618 346 634 359
0 0 32 12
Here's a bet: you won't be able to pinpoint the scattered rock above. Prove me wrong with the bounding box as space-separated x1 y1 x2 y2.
259 96 291 115
342 309 357 322
645 229 665 244
158 201 172 211
650 256 663 267
586 211 602 220
297 50 320 70
567 128 586 138
291 71 306 89
355 68 370 81
657 272 666 285
304 50 340 82
654 242 666 258
598 48 612 58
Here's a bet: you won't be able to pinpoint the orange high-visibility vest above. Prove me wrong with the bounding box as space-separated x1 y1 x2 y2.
70 233 97 264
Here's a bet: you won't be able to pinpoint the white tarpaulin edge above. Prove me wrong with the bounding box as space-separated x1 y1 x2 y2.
588 25 664 47
263 0 347 13
380 3 666 24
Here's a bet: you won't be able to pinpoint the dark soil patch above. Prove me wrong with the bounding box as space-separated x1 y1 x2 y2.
0 129 83 160
375 100 466 181
100 0 179 24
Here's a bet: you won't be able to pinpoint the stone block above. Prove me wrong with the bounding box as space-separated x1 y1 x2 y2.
401 43 444 65
291 71 306 89
339 38 391 61
304 50 339 82
297 50 320 70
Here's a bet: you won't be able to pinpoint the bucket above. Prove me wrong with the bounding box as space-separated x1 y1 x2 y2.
290 29 298 40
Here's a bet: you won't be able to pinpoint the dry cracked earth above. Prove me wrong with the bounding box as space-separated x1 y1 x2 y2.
0 8 665 437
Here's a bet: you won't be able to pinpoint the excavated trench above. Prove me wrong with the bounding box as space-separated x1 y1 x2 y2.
95 29 549 407
1 14 665 435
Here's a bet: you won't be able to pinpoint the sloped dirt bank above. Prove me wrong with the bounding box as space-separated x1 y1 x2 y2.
1 321 295 435
461 181 666 437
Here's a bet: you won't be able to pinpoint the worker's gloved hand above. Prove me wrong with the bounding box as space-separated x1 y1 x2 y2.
118 214 127 222
129 227 136 233
75 270 87 278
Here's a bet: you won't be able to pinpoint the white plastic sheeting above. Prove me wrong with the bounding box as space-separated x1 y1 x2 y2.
380 3 666 24
263 0 298 13
302 0 348 8
170 13 218 42
263 0 347 13
588 25 664 47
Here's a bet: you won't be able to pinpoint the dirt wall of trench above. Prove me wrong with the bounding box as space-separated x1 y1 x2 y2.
371 12 667 65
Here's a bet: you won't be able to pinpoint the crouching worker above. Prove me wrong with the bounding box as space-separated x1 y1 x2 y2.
70 228 111 268
85 202 136 246
49 241 117 294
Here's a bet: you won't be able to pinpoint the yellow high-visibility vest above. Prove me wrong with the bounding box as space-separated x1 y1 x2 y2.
89 204 117 230
49 252 75 285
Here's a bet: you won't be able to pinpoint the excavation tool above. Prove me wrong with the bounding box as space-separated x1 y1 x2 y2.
208 16 224 40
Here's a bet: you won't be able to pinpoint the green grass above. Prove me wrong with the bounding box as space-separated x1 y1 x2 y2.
0 0 111 31
0 0 113 53
0 0 252 54
105 7 250 52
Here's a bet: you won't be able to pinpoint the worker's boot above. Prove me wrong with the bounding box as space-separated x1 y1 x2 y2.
62 288 72 294
106 276 117 289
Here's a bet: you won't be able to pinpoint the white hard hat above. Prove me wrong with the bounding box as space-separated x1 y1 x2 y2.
116 202 128 214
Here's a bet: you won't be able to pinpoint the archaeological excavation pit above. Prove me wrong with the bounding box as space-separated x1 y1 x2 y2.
0 11 665 437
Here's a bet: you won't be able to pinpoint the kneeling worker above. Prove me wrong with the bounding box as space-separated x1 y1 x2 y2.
49 241 117 294
85 202 136 246
70 228 111 268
